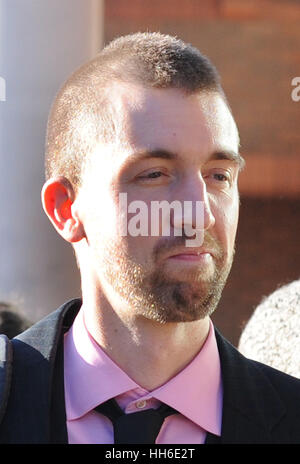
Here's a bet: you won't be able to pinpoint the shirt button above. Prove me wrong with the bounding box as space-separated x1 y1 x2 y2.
135 400 147 409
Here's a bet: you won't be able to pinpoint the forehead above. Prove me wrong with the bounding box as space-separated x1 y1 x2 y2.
95 83 239 169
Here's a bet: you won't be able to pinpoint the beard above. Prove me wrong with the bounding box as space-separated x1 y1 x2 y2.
97 233 234 324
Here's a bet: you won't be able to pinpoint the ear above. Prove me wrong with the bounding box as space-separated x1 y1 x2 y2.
41 177 85 243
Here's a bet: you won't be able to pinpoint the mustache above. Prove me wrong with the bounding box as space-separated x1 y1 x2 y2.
153 232 224 261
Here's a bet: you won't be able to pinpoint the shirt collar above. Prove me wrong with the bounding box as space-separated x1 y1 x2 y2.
64 307 222 435
151 321 222 434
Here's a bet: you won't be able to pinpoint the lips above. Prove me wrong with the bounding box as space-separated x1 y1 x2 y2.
169 253 211 262
166 248 214 260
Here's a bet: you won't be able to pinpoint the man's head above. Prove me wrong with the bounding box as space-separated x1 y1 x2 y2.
42 32 244 324
44 32 225 191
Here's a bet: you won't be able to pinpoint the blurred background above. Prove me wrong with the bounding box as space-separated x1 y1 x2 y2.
0 0 299 345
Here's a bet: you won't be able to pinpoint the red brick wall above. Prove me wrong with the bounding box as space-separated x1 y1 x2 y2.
103 0 300 344
104 0 300 198
212 196 300 345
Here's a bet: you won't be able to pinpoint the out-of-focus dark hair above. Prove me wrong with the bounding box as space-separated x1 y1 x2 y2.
0 302 31 338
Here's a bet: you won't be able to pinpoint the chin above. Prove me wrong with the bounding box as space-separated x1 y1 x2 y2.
136 277 225 324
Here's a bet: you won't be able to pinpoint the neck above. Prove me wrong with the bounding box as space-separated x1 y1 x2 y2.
82 288 210 391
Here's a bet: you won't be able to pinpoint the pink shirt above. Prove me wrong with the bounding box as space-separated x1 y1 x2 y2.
64 309 223 444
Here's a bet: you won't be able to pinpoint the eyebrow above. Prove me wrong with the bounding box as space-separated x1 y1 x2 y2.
209 150 246 170
124 148 245 170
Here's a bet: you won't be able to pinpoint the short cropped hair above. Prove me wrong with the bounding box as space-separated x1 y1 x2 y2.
45 32 224 191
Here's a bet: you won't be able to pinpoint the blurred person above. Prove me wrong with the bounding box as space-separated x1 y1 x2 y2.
1 32 300 444
239 279 300 378
0 302 31 338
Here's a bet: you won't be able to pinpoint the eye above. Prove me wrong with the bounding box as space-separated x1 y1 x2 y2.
141 171 164 179
212 173 230 182
136 169 168 181
203 169 233 188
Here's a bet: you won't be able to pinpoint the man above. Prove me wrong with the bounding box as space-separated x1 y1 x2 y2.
1 32 300 444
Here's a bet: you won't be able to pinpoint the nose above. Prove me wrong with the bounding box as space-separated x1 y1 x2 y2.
170 173 216 234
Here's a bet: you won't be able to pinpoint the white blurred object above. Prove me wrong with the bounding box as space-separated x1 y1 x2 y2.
238 279 300 378
0 0 103 321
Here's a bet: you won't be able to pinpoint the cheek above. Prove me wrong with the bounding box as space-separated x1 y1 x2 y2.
225 198 239 250
212 195 239 250
80 187 120 246
125 234 158 267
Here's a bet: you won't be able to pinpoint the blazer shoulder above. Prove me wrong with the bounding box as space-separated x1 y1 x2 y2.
249 357 300 401
14 298 82 362
216 330 300 425
215 327 300 441
217 327 300 399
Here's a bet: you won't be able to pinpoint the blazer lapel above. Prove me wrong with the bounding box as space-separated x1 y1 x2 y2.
0 298 81 443
213 329 287 444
